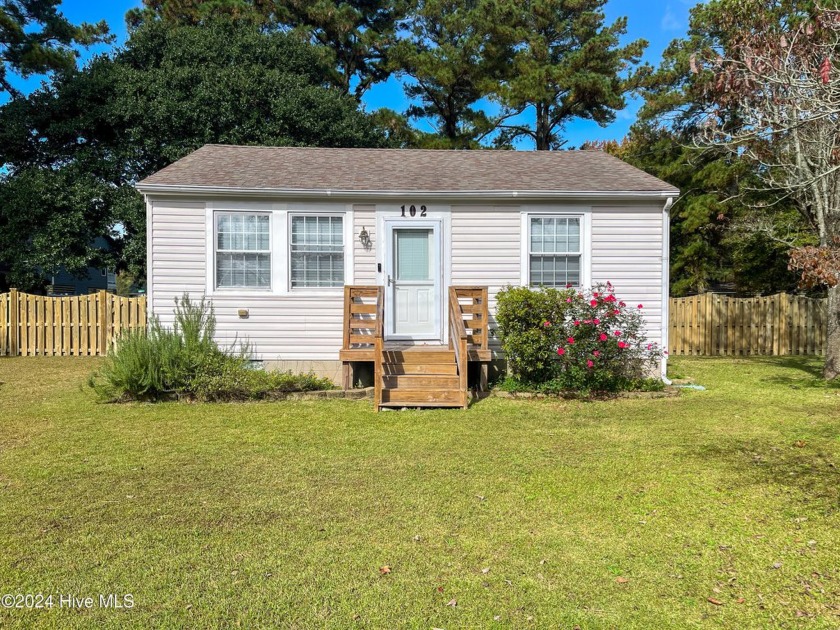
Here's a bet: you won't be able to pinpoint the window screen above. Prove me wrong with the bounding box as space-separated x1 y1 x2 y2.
290 215 344 288
529 216 582 287
216 213 271 289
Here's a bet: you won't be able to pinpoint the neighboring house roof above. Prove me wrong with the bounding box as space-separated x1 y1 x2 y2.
137 144 679 198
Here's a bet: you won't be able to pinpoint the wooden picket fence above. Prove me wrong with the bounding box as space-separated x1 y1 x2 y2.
669 292 828 356
0 289 147 357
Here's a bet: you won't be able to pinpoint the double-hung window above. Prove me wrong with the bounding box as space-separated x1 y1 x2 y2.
528 216 582 287
290 215 344 288
215 213 271 289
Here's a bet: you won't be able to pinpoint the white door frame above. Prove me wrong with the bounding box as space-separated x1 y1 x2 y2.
383 218 443 342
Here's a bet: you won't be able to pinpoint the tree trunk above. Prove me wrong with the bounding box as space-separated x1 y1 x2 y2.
825 283 840 380
535 102 550 150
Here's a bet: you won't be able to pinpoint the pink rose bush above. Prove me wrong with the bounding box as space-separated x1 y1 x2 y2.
496 283 664 392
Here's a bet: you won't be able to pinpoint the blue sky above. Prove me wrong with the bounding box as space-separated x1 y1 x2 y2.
8 0 699 148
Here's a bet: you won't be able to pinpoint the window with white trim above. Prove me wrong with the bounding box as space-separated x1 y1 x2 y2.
528 216 582 287
290 215 344 288
215 213 271 289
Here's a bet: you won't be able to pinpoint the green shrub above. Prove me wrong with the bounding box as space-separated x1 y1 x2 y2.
88 295 227 401
495 286 574 383
496 283 665 393
89 294 334 402
190 355 334 402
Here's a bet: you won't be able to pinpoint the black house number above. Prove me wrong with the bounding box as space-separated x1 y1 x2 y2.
400 204 427 218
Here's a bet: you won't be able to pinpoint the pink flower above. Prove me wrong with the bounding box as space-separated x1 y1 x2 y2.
566 297 572 303
543 321 551 328
646 343 652 350
614 330 622 336
590 299 598 307
593 350 600 357
613 309 621 316
593 292 599 297
587 360 594 369
604 295 616 303
574 320 581 326
619 301 626 307
567 337 575 344
566 283 573 288
606 281 613 288
593 318 600 325
599 333 608 342
557 347 566 356
583 319 591 325
637 304 644 309
618 341 627 349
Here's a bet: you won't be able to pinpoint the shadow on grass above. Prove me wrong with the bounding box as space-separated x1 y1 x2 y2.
748 356 840 389
695 438 840 512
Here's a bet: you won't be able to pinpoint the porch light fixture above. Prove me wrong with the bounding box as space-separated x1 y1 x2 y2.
359 226 371 248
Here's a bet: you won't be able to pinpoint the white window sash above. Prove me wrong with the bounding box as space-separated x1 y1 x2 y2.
521 211 590 288
214 212 272 290
288 213 345 290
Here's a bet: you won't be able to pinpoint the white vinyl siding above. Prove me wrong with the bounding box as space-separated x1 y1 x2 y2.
148 198 666 362
353 204 377 284
450 205 521 351
149 200 206 321
591 206 664 344
215 213 271 289
528 216 582 287
290 214 344 288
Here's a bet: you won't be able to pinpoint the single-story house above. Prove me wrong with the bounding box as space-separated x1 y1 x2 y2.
137 145 678 409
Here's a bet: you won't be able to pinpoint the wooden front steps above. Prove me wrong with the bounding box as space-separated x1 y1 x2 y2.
376 346 468 410
341 285 489 410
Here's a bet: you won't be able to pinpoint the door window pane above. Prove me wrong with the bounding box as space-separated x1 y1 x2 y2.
396 229 432 281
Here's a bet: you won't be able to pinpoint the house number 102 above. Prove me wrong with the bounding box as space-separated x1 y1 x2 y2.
400 204 427 217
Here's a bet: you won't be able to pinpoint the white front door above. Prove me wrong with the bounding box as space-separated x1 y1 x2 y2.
385 221 441 341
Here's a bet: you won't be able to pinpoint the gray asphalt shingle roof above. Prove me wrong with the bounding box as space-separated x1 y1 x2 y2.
138 144 678 195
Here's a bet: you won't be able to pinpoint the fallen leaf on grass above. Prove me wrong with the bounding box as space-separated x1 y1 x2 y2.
736 597 745 604
707 598 723 606
446 598 457 607
481 567 490 574
379 566 391 575
616 577 629 584
794 440 807 448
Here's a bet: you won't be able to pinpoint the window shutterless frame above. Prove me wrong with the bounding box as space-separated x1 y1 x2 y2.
287 212 346 291
213 211 273 291
521 211 590 289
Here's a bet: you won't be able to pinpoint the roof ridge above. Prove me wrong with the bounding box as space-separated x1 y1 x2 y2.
201 144 615 155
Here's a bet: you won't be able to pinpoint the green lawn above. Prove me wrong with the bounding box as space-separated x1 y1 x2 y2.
0 357 839 628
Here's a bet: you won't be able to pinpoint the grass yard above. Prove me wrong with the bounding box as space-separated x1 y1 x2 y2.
0 357 839 628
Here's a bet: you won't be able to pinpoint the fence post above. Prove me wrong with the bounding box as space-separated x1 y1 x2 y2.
9 288 19 356
98 290 107 356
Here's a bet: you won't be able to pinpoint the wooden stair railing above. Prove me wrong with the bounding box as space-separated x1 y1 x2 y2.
448 287 469 409
451 286 491 390
374 288 384 411
450 287 490 353
341 285 383 389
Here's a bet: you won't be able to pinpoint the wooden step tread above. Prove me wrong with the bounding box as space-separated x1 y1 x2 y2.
382 350 455 364
383 375 460 389
380 389 465 405
382 363 458 375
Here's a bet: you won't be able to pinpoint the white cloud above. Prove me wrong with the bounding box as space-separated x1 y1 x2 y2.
661 4 683 31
